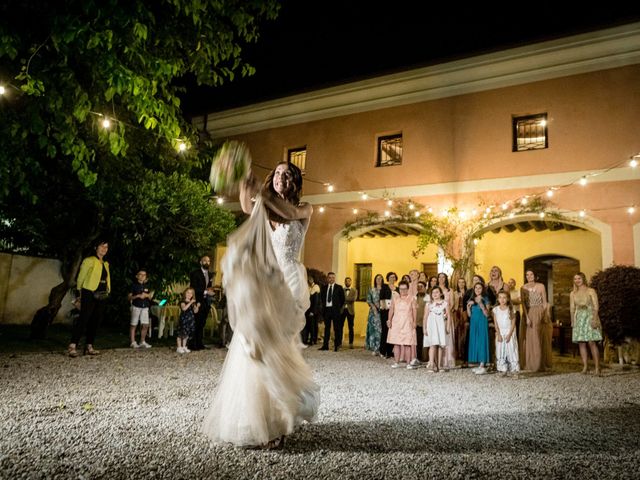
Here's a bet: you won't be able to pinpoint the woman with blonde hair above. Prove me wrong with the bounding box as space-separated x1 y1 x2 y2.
570 272 602 375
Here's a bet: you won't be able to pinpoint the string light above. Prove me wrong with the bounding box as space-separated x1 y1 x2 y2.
318 206 325 213
0 85 5 95
579 210 586 218
546 188 554 198
384 210 391 217
387 199 393 207
326 184 334 192
352 208 358 215
539 212 545 218
408 202 415 210
101 118 111 129
579 176 588 186
177 141 187 152
629 206 636 214
473 238 479 245
520 197 528 205
414 211 421 217
631 157 639 168
501 203 508 210
361 193 368 200
471 208 477 216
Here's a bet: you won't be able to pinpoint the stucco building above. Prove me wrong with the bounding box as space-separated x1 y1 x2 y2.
195 22 640 335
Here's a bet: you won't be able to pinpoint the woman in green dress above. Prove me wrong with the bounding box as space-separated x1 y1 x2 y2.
365 274 384 355
570 272 602 375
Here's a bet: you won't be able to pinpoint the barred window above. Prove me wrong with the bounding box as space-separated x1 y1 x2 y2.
355 263 372 302
288 147 306 174
512 113 548 152
376 133 403 167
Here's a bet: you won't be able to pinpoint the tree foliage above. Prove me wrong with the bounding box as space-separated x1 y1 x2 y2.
0 0 279 327
591 265 640 344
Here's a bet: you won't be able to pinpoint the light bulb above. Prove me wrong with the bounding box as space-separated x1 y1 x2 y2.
0 85 6 95
579 210 586 218
101 118 111 129
178 142 187 152
327 184 334 192
579 177 588 186
408 203 415 210
387 199 393 207
414 211 420 217
319 206 325 213
521 197 528 205
384 210 390 217
216 197 224 205
501 203 508 210
630 158 639 168
361 193 368 200
628 206 636 214
473 238 479 245
539 212 545 218
352 208 358 215
546 189 554 198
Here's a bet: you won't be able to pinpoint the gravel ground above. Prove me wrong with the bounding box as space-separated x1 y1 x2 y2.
0 346 638 479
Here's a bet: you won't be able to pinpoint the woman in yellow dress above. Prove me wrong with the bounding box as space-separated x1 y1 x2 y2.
570 272 602 375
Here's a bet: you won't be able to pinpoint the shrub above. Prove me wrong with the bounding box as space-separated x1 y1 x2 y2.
590 265 640 344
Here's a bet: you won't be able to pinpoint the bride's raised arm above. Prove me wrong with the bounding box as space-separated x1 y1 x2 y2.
261 190 313 221
239 172 262 214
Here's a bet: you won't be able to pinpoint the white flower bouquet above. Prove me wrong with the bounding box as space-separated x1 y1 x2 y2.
209 140 252 193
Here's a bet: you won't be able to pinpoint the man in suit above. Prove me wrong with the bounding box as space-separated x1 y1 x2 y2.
189 255 213 350
319 272 345 352
340 277 358 348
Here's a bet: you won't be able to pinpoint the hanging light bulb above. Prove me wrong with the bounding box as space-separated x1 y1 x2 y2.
628 206 636 214
101 118 111 129
546 189 554 198
352 208 358 215
427 207 433 213
318 206 325 213
508 212 515 219
579 210 586 218
408 202 415 210
539 212 545 218
473 238 479 245
326 184 334 192
414 211 421 217
485 207 491 214
386 199 393 207
178 141 187 152
579 176 588 186
384 210 391 217
361 193 368 200
216 197 224 205
521 197 528 206
630 157 639 168
501 203 508 210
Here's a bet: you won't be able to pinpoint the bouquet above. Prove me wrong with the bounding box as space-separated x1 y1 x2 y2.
209 140 252 193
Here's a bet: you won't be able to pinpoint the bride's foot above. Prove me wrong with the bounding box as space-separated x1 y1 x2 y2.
263 435 285 450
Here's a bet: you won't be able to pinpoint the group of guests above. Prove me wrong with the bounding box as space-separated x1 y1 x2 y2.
364 266 603 375
302 272 357 352
67 242 224 357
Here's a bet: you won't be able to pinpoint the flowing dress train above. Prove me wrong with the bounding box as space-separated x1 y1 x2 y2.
201 198 320 446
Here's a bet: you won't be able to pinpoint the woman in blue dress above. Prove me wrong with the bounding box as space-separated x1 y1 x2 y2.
365 274 384 355
466 282 490 374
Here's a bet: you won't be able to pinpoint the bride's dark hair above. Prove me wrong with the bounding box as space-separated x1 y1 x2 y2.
263 162 303 205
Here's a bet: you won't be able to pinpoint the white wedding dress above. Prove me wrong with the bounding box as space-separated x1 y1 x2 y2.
201 197 320 446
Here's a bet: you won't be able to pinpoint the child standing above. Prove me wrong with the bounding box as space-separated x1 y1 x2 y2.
128 270 152 348
387 280 419 369
177 287 200 354
423 286 452 372
493 291 520 376
467 282 490 375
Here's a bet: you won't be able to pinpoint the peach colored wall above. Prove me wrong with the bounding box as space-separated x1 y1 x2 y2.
235 66 640 194
226 65 640 271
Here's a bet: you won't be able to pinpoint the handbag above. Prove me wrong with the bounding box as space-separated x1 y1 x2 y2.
93 290 110 301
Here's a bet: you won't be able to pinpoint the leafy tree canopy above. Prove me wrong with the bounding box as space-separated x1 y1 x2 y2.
0 0 279 324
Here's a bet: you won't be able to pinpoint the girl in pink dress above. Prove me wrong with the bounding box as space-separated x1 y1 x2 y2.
387 280 418 370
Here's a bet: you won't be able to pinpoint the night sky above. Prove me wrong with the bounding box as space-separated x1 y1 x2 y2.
179 2 640 117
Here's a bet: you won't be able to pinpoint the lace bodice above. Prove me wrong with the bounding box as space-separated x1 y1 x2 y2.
269 220 305 267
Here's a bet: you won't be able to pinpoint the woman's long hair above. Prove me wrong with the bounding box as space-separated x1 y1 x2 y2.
263 161 303 205
572 272 589 292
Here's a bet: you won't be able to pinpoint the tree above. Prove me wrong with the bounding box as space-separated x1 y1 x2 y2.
0 0 279 334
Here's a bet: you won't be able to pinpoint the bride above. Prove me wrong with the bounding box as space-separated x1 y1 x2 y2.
201 162 320 448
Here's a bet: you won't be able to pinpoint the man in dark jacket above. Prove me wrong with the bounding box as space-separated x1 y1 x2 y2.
189 255 213 350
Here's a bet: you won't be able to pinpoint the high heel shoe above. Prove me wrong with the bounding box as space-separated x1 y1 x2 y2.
68 344 79 358
84 345 100 356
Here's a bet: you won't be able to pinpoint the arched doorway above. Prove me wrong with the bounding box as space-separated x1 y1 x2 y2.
524 254 579 326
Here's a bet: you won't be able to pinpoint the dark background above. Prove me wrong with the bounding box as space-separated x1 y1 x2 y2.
178 2 640 117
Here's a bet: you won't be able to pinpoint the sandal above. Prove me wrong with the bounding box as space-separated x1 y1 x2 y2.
84 345 100 356
68 344 79 358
